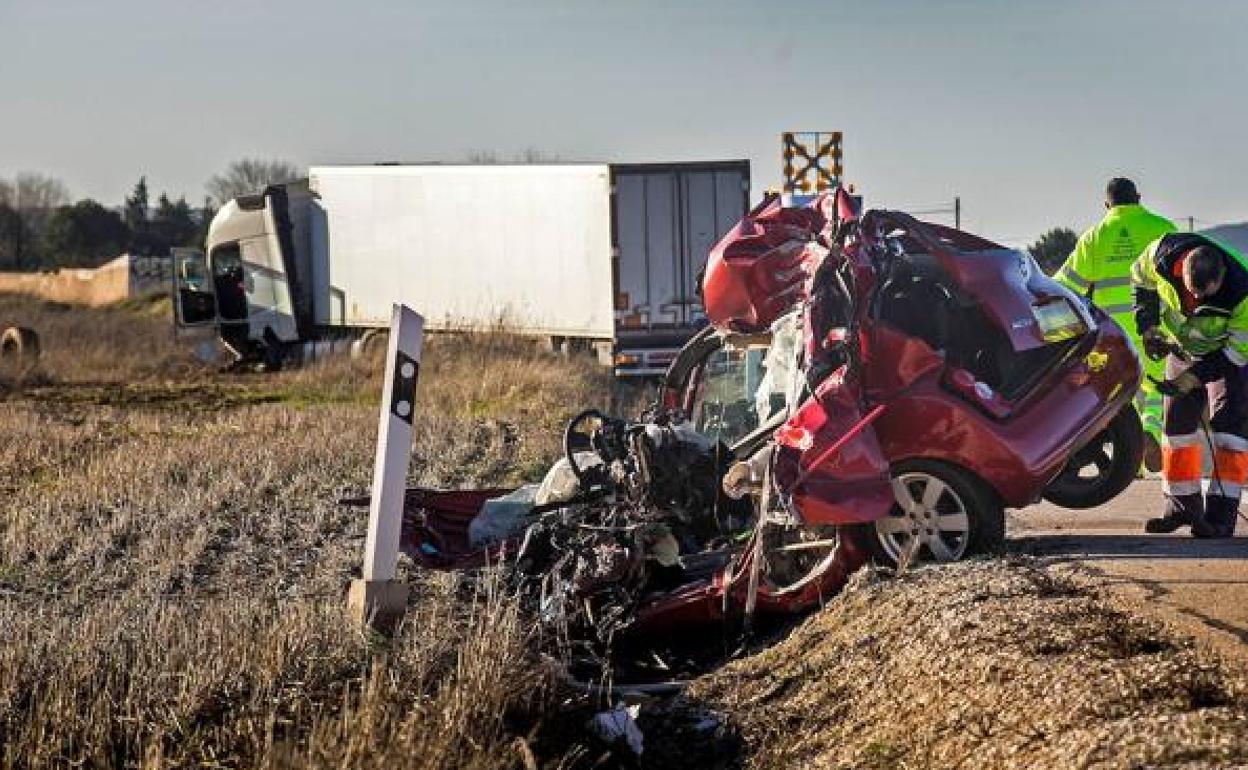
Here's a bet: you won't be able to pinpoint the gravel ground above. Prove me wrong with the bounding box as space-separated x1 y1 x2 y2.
677 558 1248 769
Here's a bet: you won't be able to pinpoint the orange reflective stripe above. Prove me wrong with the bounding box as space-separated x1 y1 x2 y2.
1214 449 1248 485
1163 445 1202 482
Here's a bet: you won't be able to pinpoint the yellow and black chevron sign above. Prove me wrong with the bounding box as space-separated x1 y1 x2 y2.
781 131 843 193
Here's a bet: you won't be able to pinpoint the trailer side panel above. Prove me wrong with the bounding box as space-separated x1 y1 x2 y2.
308 165 616 338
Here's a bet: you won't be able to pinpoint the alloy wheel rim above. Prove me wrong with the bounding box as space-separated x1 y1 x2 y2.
875 471 971 563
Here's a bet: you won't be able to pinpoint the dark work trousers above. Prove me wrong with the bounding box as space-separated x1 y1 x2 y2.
1161 354 1248 533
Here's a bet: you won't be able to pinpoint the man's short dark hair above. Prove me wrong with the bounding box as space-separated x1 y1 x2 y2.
1106 177 1140 206
1184 245 1226 296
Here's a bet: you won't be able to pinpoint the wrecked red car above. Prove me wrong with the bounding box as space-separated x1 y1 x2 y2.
687 189 1144 564
396 188 1142 661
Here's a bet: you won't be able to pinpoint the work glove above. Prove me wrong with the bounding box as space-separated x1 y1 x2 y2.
1141 328 1173 361
1152 369 1202 398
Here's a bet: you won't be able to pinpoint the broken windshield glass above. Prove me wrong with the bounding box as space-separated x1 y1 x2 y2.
694 311 800 446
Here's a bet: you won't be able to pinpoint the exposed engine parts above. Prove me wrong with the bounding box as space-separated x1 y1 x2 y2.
512 409 750 663
563 408 744 531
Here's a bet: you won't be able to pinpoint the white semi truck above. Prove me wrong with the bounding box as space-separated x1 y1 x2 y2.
174 161 750 375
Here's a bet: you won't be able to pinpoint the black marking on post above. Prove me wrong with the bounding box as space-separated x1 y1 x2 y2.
390 351 419 424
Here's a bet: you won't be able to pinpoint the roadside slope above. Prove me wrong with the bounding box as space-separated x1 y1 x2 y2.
0 295 623 769
686 559 1248 769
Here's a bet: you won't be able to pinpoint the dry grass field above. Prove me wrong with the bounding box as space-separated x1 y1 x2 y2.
0 293 619 769
5 293 1248 770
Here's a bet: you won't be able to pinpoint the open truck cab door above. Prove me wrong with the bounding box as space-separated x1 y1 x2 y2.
172 242 258 358
172 247 216 327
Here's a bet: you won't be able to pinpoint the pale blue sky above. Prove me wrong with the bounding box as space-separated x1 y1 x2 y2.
2 0 1246 244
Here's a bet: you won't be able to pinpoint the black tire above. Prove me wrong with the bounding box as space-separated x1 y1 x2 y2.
868 459 1004 567
0 326 39 364
1041 405 1143 510
356 329 389 361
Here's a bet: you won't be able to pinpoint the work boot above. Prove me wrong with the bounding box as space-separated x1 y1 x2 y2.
1193 499 1238 539
1192 516 1235 538
1147 493 1202 534
1145 510 1193 533
1142 433 1163 475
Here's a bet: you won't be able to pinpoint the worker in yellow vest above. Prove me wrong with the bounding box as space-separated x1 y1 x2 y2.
1132 236 1248 537
1054 178 1176 470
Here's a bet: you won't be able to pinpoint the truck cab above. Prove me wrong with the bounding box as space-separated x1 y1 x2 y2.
175 185 318 366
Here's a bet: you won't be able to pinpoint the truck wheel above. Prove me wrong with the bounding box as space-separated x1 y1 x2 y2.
354 329 389 361
0 326 40 364
1042 405 1143 510
563 338 594 356
869 459 1004 567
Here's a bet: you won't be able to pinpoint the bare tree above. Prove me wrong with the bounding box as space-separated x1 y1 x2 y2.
462 149 561 165
0 172 70 269
15 172 70 210
0 172 70 214
206 159 300 205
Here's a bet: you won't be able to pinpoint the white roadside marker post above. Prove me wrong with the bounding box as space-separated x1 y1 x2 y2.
348 304 424 634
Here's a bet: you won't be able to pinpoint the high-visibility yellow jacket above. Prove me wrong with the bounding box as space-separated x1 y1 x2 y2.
1131 233 1248 378
1054 204 1176 326
1056 204 1174 440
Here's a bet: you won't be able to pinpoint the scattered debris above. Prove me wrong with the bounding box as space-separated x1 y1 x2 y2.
588 704 644 756
397 404 872 685
468 484 541 549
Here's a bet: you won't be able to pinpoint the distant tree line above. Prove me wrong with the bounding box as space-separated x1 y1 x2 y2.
1027 227 1079 274
0 159 298 271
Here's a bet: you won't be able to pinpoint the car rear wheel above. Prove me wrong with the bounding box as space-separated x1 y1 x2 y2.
870 460 1003 566
1041 406 1143 510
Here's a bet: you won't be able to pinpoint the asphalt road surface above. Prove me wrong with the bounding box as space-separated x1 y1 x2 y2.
1011 479 1248 665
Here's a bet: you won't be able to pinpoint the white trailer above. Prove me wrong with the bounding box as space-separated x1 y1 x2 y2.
174 161 750 375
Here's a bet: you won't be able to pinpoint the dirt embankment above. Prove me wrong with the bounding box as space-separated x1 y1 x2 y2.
670 559 1248 769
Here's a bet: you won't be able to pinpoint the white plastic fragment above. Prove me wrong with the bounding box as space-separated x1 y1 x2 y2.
467 485 540 549
535 451 603 505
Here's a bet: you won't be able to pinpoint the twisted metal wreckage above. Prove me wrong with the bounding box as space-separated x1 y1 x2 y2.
385 187 1144 680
